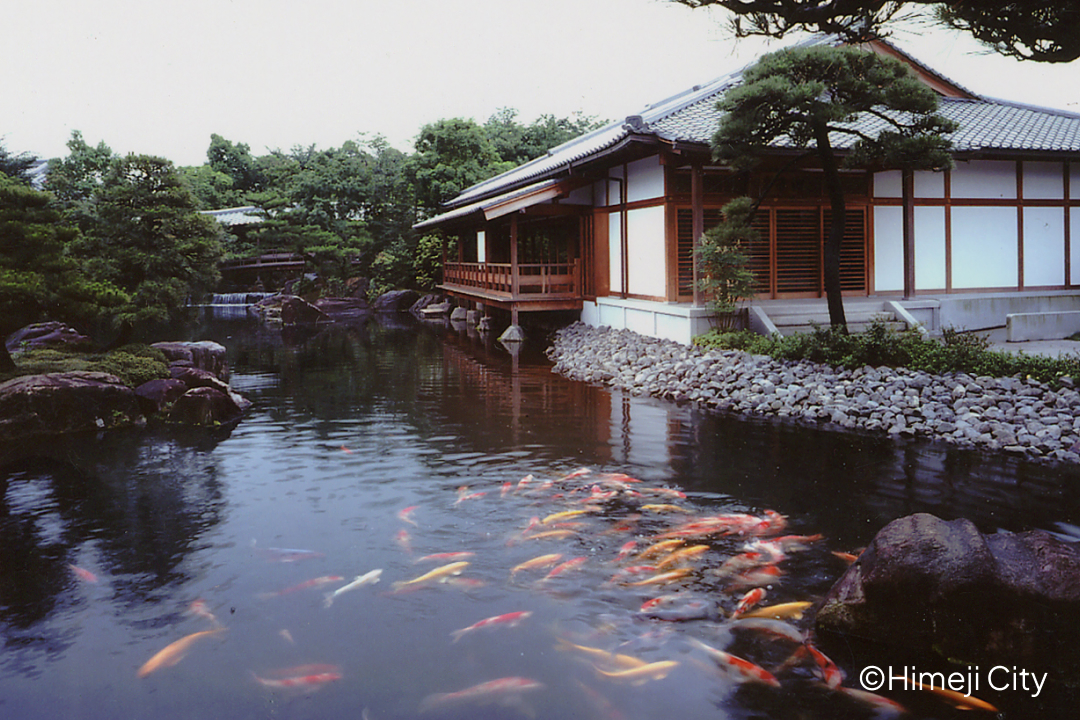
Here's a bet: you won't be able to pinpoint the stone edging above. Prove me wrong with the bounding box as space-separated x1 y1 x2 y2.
546 323 1080 465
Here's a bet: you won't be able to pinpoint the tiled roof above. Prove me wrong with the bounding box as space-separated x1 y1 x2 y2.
433 39 1080 218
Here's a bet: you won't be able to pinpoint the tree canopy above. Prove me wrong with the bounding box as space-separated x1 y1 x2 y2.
713 44 956 328
670 1 1080 63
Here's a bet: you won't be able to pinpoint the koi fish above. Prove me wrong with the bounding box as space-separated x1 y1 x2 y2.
612 540 637 562
554 638 648 670
558 467 594 482
395 529 413 554
727 564 782 590
640 504 692 513
397 505 419 526
522 529 578 542
542 509 591 524
419 676 544 713
69 564 98 584
516 474 536 493
729 618 807 644
655 544 710 571
258 575 343 600
635 539 685 561
339 445 353 454
415 551 475 564
137 628 227 678
836 686 907 718
639 487 686 499
593 660 680 685
604 565 657 585
185 599 221 627
832 550 860 565
279 629 295 644
542 556 588 581
252 663 342 690
252 541 325 563
450 610 532 643
735 600 812 621
804 643 844 688
390 561 469 591
688 638 781 687
323 569 382 607
454 486 486 505
731 587 767 618
890 675 999 712
639 594 679 612
768 533 823 551
501 481 513 497
625 568 693 586
510 553 563 577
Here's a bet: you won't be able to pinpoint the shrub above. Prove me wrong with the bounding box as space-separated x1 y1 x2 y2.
1 344 169 387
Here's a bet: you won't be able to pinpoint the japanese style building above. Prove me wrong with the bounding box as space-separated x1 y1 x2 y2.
416 37 1080 343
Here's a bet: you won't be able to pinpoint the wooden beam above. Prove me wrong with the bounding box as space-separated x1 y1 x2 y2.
691 163 704 307
902 168 915 298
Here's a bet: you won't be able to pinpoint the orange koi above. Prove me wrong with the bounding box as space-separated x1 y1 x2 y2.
69 564 98 584
137 628 227 678
542 509 591 524
415 551 475 563
558 467 593 482
510 553 563 577
655 544 710 571
613 540 637 562
769 533 823 551
450 610 532 643
837 686 907 717
542 556 588 581
397 505 419 526
258 575 344 600
626 567 693 586
635 539 685 561
253 663 342 690
731 587 767 618
639 487 686 499
419 676 544 713
832 550 860 564
339 445 353 454
522 529 578 541
736 600 813 621
689 638 781 687
890 675 999 712
516 474 536 492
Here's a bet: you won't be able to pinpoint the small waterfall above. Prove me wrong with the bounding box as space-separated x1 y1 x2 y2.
210 292 276 305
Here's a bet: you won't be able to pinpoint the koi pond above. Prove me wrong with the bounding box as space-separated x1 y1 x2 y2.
2 313 1079 719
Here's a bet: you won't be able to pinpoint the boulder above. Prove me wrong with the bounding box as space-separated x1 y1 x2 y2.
166 386 244 426
133 377 189 415
170 366 252 413
152 341 229 379
346 276 370 299
410 293 446 314
313 296 370 321
373 289 420 313
280 295 330 325
0 371 143 439
5 322 95 354
815 513 1080 678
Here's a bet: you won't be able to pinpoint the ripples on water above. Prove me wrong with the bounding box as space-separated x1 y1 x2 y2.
2 313 1079 719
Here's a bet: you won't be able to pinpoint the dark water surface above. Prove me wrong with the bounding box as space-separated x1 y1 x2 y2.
2 313 1079 719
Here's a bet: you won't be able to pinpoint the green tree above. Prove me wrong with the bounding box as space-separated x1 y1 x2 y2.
45 131 117 230
484 108 608 167
411 118 510 214
0 142 40 183
671 1 1080 63
70 155 225 325
713 44 956 329
207 134 266 197
179 164 239 210
0 174 128 370
696 197 758 329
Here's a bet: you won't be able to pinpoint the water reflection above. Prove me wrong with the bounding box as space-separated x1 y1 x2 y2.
1 315 1078 719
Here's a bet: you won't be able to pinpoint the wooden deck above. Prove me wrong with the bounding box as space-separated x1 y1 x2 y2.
439 261 583 312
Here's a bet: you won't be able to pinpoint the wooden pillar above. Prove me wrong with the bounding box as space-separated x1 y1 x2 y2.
510 214 520 299
691 163 705 307
902 168 916 299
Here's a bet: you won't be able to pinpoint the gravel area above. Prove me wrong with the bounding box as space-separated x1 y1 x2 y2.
547 322 1080 464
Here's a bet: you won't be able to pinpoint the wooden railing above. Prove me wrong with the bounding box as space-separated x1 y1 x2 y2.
442 261 580 299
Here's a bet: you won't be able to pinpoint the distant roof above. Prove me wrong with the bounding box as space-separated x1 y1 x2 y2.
200 206 262 225
430 36 1080 223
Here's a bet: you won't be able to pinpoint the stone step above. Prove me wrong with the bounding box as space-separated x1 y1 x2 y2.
767 309 897 327
776 319 908 336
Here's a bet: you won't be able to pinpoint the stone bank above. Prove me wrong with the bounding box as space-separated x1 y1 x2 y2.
547 323 1080 464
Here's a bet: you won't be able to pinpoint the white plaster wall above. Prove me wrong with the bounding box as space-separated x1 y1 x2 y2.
1024 161 1064 199
626 156 664 203
874 170 902 198
626 205 666 298
477 230 486 263
565 185 594 206
1023 207 1065 286
609 212 623 293
874 206 904 292
951 159 1016 199
914 170 945 198
914 206 947 290
1072 210 1080 285
951 206 1018 288
625 307 656 335
1071 163 1080 200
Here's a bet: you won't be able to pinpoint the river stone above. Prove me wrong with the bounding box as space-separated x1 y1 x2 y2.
313 296 371 321
152 341 229 379
280 295 330 325
167 386 244 426
133 377 189 415
815 513 1080 678
373 289 420 312
0 371 143 439
170 366 252 414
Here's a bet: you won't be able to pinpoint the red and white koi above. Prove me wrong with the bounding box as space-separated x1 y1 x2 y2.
258 575 344 600
69 564 98 584
323 569 382 607
542 556 588 581
185 599 221 627
804 643 844 688
397 505 419 526
454 486 486 505
395 528 413 554
731 587 767 618
768 533 823 551
689 637 781 688
252 663 342 690
612 540 637 562
419 676 544 713
727 564 782 591
450 610 532 643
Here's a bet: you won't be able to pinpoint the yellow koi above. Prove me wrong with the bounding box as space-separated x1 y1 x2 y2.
634 539 684 561
390 561 469 591
736 600 813 621
137 628 227 678
554 638 648 670
625 567 693 586
655 544 710 571
510 553 563 577
593 660 680 685
640 504 692 514
541 509 591 525
891 676 1000 713
523 529 578 541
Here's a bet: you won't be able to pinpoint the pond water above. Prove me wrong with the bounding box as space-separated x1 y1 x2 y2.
2 313 1079 720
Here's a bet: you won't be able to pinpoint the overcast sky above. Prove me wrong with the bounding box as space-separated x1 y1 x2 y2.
5 0 1080 167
